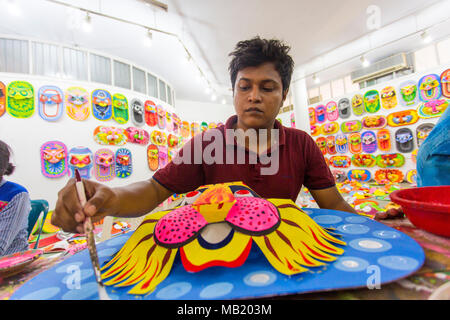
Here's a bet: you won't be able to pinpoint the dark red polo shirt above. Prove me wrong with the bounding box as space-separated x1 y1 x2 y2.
152 115 335 201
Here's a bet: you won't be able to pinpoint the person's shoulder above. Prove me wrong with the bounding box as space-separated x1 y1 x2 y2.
3 181 28 194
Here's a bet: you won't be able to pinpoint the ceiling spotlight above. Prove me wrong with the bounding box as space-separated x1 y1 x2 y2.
211 93 217 102
313 74 320 84
82 12 92 33
421 30 432 44
143 29 153 47
221 98 226 105
360 55 370 68
205 87 211 95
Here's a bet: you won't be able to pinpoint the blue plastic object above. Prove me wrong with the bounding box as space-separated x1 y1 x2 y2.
28 200 49 249
416 106 450 187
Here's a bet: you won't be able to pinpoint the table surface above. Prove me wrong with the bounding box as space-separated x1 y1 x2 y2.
1 214 449 300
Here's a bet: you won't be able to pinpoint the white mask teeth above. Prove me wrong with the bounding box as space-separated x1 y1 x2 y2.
234 190 253 198
183 190 202 205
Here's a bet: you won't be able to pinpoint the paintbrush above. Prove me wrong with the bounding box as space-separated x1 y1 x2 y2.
74 169 111 300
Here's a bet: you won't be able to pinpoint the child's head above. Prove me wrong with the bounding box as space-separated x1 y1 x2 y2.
0 140 15 180
228 36 294 94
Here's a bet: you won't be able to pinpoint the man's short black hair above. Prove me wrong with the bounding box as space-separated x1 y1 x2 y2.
228 36 294 93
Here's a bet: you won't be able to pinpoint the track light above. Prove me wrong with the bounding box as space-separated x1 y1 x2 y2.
211 93 217 102
221 98 226 105
360 55 370 68
421 30 432 44
313 74 320 84
143 29 153 47
6 0 21 17
82 12 92 33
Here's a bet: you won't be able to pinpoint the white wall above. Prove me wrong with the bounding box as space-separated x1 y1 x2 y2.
0 72 176 210
175 99 235 124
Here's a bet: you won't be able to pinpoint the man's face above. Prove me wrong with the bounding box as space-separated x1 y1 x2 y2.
233 62 287 129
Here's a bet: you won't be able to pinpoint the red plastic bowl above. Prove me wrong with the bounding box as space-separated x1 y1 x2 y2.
390 186 450 237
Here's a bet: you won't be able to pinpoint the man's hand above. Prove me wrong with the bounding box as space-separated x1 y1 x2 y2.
52 178 118 234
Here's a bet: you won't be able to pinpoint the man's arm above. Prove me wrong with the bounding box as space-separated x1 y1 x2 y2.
309 186 358 214
53 178 173 233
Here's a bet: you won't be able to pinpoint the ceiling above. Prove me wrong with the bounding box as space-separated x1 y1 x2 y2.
0 0 446 104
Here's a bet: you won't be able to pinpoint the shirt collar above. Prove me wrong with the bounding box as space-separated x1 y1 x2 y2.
224 115 286 147
0 178 6 187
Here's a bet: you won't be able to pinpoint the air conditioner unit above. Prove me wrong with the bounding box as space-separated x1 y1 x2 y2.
308 95 322 105
351 53 410 84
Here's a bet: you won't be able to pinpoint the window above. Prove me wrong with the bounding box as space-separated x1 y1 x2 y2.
414 45 438 73
0 38 29 73
90 54 111 85
133 67 146 93
159 79 167 102
319 82 331 101
31 42 59 77
344 75 360 94
114 60 131 89
63 47 88 81
167 85 172 105
147 73 158 98
437 38 450 64
331 78 345 97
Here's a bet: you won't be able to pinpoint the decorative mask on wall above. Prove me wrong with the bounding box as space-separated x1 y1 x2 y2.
167 134 179 148
325 101 338 121
40 141 68 178
151 130 167 146
94 149 115 182
406 169 417 185
337 98 351 119
377 129 391 152
92 89 112 121
290 113 295 128
375 153 405 168
112 93 129 124
416 123 435 147
340 120 362 134
68 146 93 179
362 115 386 130
374 169 404 184
347 169 371 182
335 133 348 154
190 122 200 137
315 105 326 123
172 113 181 134
387 109 419 127
310 125 320 136
208 122 217 129
158 146 169 169
0 81 5 117
201 121 209 132
66 87 89 121
363 90 381 113
144 100 157 127
352 94 364 116
351 154 376 168
361 131 377 153
380 86 398 109
417 99 448 118
348 133 362 154
321 122 339 135
166 112 174 132
130 98 145 126
115 148 132 178
38 85 63 121
181 121 190 138
331 169 347 183
326 136 336 155
329 156 351 168
147 144 159 171
418 74 441 102
308 107 316 125
395 128 414 153
7 81 34 118
125 127 149 145
399 80 418 106
94 126 128 146
440 69 450 98
315 137 327 155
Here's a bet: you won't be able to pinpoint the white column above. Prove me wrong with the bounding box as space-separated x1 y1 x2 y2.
291 68 311 133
